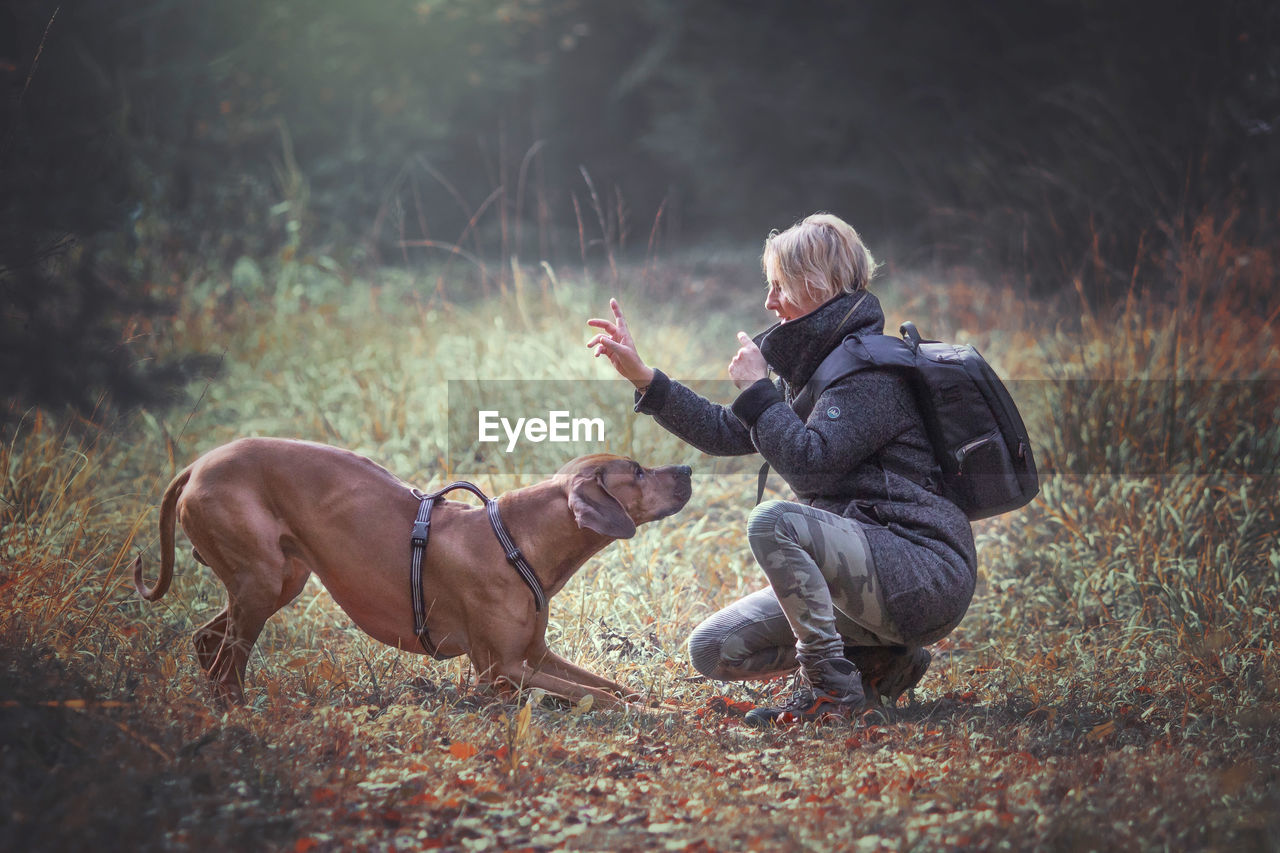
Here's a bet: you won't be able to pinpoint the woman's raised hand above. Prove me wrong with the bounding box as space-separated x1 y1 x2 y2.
729 331 769 389
587 298 656 389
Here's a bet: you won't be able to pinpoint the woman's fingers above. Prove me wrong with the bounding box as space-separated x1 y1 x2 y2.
586 299 652 388
589 335 638 370
611 298 634 341
587 333 621 352
735 331 761 354
588 299 635 347
728 330 768 389
588 338 624 363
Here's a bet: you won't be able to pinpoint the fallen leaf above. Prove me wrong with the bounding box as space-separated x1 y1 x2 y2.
317 659 344 685
1087 720 1116 741
706 696 755 717
516 697 533 743
450 742 479 759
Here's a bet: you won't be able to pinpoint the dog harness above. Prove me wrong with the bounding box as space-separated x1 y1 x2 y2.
408 481 547 658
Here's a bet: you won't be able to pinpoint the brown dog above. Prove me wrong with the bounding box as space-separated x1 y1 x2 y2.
133 439 692 708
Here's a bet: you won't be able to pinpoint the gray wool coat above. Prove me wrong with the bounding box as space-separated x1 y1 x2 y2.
634 290 976 644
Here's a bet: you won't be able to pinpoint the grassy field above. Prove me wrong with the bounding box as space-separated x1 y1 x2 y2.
3 219 1279 851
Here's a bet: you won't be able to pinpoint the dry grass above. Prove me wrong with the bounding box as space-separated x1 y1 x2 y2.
3 215 1279 850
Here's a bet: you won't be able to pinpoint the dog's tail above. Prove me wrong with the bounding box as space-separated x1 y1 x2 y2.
133 466 192 602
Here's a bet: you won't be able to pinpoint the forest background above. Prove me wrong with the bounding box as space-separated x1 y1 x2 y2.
3 1 1279 850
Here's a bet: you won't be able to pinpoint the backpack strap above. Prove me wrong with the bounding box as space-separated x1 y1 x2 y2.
755 330 876 504
790 340 873 420
755 332 943 504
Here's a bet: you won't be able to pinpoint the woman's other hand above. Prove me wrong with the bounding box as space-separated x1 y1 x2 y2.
587 298 656 390
729 332 768 389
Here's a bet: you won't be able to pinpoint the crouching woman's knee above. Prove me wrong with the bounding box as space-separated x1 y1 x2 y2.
746 499 798 554
687 613 727 679
685 589 798 682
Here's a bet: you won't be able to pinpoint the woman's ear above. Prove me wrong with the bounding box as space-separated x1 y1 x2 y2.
567 470 637 539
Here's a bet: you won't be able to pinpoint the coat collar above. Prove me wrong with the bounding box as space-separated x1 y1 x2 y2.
755 289 885 388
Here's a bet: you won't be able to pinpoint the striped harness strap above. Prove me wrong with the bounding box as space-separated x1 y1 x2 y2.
408 482 546 657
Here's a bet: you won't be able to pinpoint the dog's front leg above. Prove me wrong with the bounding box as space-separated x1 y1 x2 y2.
525 640 641 700
471 641 639 711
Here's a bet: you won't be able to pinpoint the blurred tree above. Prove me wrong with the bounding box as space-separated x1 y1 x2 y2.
0 1 214 428
4 0 1278 385
557 0 1280 295
199 0 553 254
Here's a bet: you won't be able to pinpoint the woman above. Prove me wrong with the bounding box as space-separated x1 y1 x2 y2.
586 213 976 725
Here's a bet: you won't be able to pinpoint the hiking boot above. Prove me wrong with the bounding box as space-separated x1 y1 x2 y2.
844 645 931 708
743 657 865 728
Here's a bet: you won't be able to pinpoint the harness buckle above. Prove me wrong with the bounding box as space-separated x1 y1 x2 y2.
411 520 430 545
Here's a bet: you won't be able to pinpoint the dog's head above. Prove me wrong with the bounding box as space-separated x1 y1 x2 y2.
558 454 693 539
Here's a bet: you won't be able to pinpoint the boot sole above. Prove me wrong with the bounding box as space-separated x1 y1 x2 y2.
744 694 861 728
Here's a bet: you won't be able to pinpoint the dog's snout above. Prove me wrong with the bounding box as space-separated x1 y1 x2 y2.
651 463 692 481
667 465 693 505
673 466 692 491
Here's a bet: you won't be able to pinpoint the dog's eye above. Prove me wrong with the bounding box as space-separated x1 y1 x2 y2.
633 464 644 479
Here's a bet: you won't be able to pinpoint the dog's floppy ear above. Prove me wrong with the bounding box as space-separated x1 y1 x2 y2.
568 469 637 539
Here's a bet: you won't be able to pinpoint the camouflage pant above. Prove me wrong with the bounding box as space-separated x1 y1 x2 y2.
688 500 904 680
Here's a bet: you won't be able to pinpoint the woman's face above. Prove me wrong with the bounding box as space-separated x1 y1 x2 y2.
764 276 826 323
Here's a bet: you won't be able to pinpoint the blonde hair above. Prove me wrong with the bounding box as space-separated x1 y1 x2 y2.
762 213 877 304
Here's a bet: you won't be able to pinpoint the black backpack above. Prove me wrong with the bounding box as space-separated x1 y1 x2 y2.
788 321 1039 521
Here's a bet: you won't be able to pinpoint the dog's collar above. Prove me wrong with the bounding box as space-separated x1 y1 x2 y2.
408 482 546 656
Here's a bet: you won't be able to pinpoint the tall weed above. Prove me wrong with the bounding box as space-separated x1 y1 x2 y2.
981 212 1280 663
